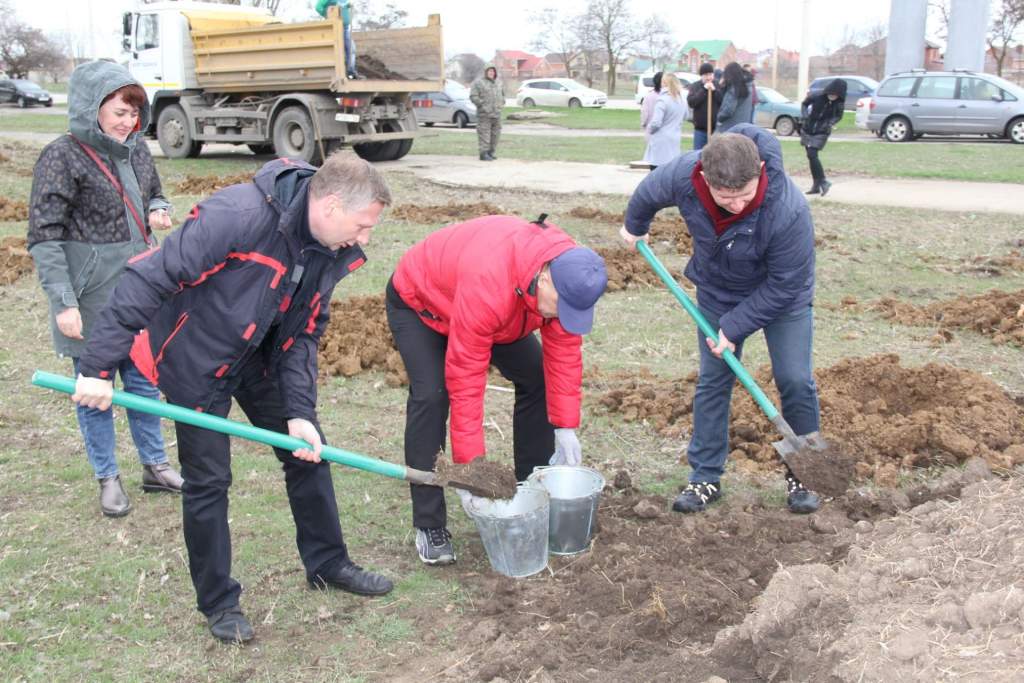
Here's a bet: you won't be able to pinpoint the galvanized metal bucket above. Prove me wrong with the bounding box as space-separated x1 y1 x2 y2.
527 466 605 555
464 483 550 578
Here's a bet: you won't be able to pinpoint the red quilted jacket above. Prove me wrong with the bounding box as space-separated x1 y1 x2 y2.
392 215 583 461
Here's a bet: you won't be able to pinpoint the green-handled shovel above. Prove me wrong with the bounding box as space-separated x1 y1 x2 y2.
635 241 852 496
31 371 503 498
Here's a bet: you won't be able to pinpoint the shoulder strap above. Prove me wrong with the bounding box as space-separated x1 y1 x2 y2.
71 136 151 246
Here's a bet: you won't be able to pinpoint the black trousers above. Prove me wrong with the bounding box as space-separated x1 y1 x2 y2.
805 146 825 184
386 279 553 529
175 353 349 616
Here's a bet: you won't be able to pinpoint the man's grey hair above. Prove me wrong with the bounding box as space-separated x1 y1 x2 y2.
700 134 762 189
309 151 392 209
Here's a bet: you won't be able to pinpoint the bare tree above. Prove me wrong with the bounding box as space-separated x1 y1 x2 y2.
0 2 69 79
528 8 582 77
448 53 485 85
354 1 407 30
638 16 678 71
571 12 603 87
988 0 1024 76
928 0 951 40
251 0 285 15
863 22 888 80
583 0 641 94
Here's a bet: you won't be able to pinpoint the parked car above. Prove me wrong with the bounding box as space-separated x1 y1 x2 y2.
635 71 700 105
516 78 607 108
412 80 477 128
807 75 878 111
0 79 53 108
867 70 1024 143
753 86 801 136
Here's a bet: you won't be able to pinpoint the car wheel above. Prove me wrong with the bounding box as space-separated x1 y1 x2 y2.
422 122 434 127
157 104 203 158
522 98 535 108
774 116 796 137
272 106 322 164
1007 117 1024 144
568 98 582 109
18 97 27 109
45 101 53 108
454 111 469 128
883 116 912 143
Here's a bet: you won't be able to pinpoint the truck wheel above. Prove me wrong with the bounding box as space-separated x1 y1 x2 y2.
273 106 322 164
352 140 401 162
157 105 202 159
247 144 275 155
391 139 413 160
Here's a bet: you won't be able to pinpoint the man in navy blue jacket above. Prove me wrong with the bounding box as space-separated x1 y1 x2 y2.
72 153 395 643
620 125 822 515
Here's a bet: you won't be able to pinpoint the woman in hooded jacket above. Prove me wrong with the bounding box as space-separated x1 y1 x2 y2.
643 72 687 169
640 71 663 146
28 61 182 518
715 62 753 133
800 78 847 196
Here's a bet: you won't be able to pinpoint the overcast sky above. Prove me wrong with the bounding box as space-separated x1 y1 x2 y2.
13 0 939 62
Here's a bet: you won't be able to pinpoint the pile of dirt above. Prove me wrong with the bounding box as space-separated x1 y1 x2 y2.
958 249 1024 276
0 236 34 286
175 172 254 195
355 54 407 80
0 197 29 221
0 140 38 178
389 202 504 224
595 246 663 291
711 473 1024 681
597 354 1024 485
568 206 693 255
318 294 406 385
867 289 1024 346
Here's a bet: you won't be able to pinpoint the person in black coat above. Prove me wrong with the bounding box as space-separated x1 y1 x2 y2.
687 62 722 151
800 78 847 196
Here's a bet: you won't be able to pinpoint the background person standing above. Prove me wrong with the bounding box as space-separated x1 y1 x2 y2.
800 78 847 196
643 73 687 170
716 62 754 133
687 63 721 151
470 66 504 161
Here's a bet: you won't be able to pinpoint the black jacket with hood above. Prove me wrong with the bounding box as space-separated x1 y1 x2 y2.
800 79 847 149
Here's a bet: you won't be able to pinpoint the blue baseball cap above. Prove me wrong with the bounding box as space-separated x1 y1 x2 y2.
549 247 607 335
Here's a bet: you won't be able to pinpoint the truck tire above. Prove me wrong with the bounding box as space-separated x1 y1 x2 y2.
352 140 401 162
247 144 275 155
273 106 322 164
391 138 414 160
157 105 202 159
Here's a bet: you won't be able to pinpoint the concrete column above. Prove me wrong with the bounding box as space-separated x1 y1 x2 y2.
884 0 928 76
945 0 990 72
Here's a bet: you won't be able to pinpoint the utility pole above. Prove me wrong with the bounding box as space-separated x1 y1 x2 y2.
797 0 810 99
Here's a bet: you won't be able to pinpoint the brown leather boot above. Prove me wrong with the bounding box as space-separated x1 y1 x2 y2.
99 475 131 517
142 463 184 493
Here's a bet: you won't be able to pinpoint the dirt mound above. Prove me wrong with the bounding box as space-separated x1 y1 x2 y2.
389 202 504 224
596 246 663 291
868 289 1024 346
958 249 1024 276
0 197 29 221
318 294 406 385
175 172 254 195
0 236 34 286
597 354 1024 485
712 473 1023 682
0 140 38 177
568 206 692 255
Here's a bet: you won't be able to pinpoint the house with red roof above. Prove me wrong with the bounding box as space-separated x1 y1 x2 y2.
493 50 558 80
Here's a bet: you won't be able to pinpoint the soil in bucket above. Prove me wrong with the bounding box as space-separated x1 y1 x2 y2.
434 455 519 500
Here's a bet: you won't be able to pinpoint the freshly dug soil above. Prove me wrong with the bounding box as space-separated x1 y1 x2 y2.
958 249 1024 276
318 295 406 386
784 444 856 498
596 246 663 291
356 54 407 80
434 456 519 500
0 236 34 286
867 289 1024 346
389 202 504 224
0 197 29 221
568 206 693 255
175 172 254 195
597 354 1024 486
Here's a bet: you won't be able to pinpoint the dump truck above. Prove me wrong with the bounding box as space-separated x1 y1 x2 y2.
121 1 443 164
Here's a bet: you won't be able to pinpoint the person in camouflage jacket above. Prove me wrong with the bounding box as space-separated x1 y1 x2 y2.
469 66 504 160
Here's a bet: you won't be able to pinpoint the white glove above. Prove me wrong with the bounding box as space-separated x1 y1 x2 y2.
550 428 582 466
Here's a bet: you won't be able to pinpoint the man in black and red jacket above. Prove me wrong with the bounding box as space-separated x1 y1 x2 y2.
72 153 394 643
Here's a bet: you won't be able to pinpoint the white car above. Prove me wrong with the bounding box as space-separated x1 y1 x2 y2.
635 71 701 105
516 78 607 108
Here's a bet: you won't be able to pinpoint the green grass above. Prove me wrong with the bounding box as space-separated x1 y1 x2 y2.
0 114 67 134
506 106 642 130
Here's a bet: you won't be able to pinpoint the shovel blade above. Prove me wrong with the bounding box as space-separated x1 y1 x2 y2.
772 432 853 498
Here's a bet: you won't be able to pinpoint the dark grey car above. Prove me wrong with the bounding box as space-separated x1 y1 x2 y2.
867 70 1024 143
0 79 54 108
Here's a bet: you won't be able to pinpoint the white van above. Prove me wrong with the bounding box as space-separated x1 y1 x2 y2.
635 71 701 104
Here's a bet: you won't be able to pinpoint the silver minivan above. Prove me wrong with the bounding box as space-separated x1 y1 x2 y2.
867 69 1024 143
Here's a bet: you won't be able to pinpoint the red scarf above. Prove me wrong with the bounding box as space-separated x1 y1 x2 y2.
692 161 768 235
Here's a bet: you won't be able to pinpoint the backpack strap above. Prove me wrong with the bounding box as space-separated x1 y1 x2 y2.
71 136 151 246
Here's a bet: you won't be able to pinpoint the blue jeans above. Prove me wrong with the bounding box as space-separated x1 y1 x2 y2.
72 357 167 479
693 129 708 150
687 305 820 483
343 23 356 76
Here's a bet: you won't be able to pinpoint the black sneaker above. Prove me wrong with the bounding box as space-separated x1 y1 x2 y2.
415 527 456 565
672 481 722 513
786 474 820 514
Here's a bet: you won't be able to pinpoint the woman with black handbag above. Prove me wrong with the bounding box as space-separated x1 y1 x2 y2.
800 78 847 196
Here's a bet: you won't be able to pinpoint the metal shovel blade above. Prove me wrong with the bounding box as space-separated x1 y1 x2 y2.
772 430 855 498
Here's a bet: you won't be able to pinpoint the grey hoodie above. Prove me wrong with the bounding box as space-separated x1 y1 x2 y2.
28 61 170 358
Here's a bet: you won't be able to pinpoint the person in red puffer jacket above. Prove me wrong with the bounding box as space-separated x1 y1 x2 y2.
387 213 607 565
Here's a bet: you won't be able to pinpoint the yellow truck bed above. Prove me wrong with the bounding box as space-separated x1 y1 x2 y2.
188 10 443 94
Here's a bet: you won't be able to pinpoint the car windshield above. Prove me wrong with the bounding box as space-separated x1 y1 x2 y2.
756 87 788 103
13 80 43 92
